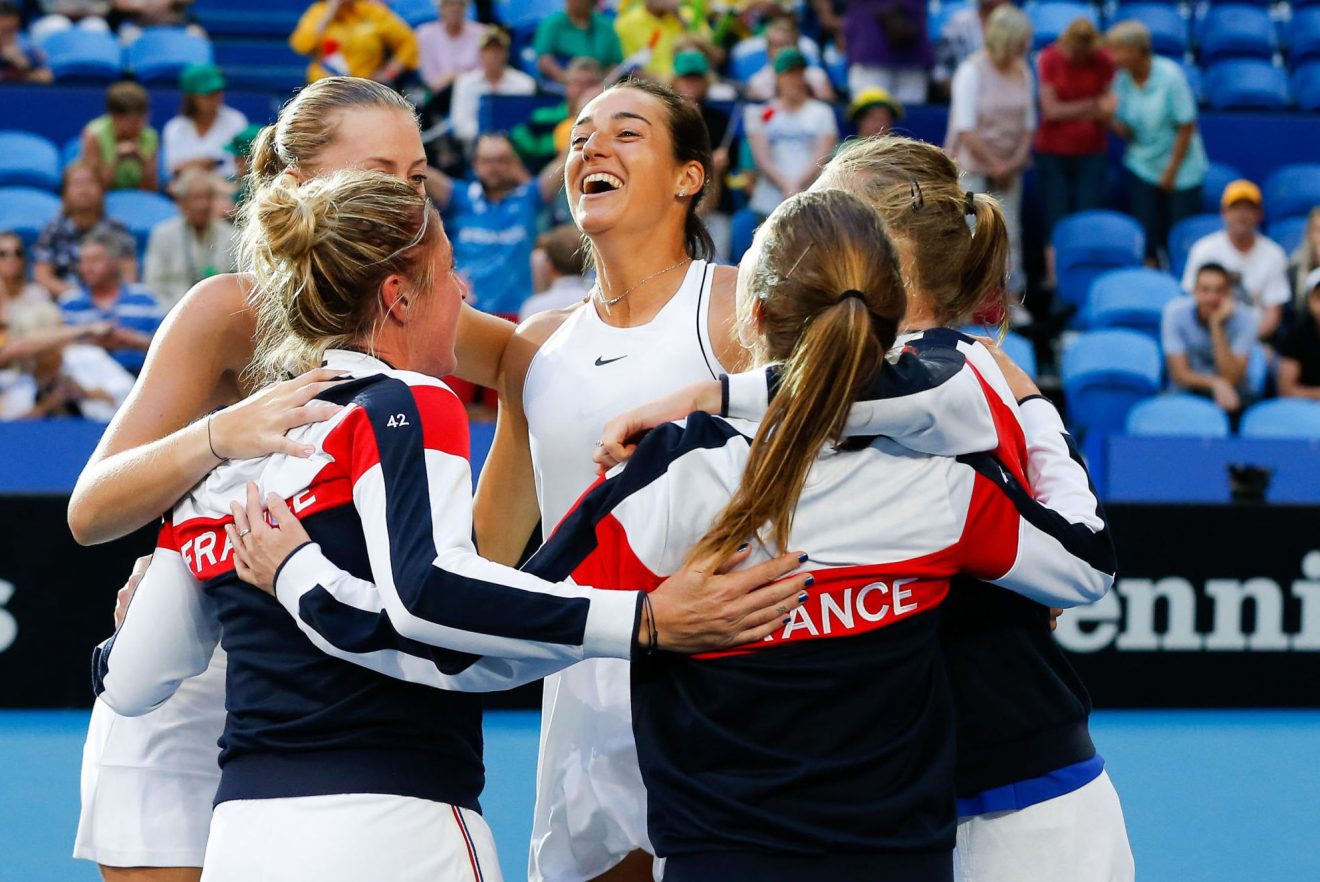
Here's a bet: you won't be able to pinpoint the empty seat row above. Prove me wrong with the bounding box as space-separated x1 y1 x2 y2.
36 27 211 84
1128 394 1320 439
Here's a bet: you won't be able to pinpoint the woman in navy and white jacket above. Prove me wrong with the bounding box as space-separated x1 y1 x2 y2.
91 169 810 882
241 187 1114 882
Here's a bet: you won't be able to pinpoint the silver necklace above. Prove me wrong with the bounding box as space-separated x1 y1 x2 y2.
593 258 692 315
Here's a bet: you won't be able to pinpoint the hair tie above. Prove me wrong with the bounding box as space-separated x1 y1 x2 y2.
965 191 977 216
840 289 867 304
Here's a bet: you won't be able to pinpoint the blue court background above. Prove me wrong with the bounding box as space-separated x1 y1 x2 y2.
2 709 1316 882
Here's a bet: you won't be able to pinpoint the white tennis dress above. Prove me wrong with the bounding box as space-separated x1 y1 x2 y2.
522 259 725 882
74 648 226 867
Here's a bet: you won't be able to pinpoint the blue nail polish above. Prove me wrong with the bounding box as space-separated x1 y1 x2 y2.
797 592 809 603
804 575 815 587
782 616 791 624
738 543 749 553
798 552 809 563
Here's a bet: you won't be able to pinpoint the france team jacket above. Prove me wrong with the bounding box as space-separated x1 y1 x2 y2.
92 349 641 808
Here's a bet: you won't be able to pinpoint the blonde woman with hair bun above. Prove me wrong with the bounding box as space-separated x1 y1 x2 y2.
72 76 528 882
91 168 811 882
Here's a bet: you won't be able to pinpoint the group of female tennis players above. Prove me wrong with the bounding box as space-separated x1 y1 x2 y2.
71 76 1135 882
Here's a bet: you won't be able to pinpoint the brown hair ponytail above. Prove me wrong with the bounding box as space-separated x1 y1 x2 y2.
689 189 906 564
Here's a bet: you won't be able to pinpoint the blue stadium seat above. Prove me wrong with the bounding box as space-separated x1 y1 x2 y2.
1083 268 1182 337
1182 60 1204 104
1262 163 1320 224
37 28 121 81
495 0 564 32
1267 215 1308 255
1201 161 1243 214
1288 8 1320 65
1240 399 1320 440
1169 213 1224 278
105 190 179 251
1245 344 1270 397
1030 2 1099 52
1198 5 1277 63
1062 329 1163 435
0 132 61 191
210 37 305 92
1203 59 1290 110
62 136 82 170
192 0 302 38
1126 393 1231 437
730 45 768 83
125 28 213 84
1113 4 1189 58
1052 210 1146 310
0 187 62 245
957 327 1038 379
1294 61 1320 111
389 0 439 27
929 2 971 41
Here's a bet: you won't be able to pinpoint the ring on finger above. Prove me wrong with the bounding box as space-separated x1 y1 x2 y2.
237 527 252 539
594 440 605 447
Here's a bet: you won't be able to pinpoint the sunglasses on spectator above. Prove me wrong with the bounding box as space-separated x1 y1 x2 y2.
0 250 21 258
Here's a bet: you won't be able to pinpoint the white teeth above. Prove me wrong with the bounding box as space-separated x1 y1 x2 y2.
583 172 624 191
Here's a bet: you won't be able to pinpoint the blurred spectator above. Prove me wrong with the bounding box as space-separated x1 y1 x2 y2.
1035 17 1115 287
162 64 250 182
81 81 159 192
1289 207 1320 309
1163 262 1257 415
115 0 206 44
0 1 53 83
947 4 1034 299
290 0 418 84
144 169 236 309
30 1 111 43
737 47 838 259
847 86 903 138
449 26 536 146
1181 180 1289 341
933 0 1007 99
672 48 734 260
534 0 624 86
223 123 262 216
512 57 603 172
0 233 51 319
1108 20 1207 266
672 34 737 99
428 133 564 317
417 0 484 112
1279 269 1320 400
615 0 710 80
33 161 137 298
745 17 834 102
0 300 132 421
842 0 931 106
59 230 162 374
520 224 589 320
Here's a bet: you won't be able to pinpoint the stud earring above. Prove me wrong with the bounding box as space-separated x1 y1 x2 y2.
678 189 687 198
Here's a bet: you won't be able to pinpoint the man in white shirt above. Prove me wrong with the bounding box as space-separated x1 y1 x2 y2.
1181 179 1290 341
449 26 537 147
143 169 236 310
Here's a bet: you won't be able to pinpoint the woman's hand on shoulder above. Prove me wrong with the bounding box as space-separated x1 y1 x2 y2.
971 334 1039 401
209 368 350 461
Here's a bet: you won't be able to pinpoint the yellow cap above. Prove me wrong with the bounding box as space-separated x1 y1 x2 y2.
1221 179 1262 209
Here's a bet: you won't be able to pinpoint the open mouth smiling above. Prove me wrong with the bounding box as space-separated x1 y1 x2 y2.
581 172 624 196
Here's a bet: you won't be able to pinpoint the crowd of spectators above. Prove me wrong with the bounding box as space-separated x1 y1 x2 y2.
2 0 1320 431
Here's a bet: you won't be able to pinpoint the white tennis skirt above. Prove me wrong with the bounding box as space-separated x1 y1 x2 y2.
953 770 1135 882
74 646 227 868
202 792 502 882
529 657 658 882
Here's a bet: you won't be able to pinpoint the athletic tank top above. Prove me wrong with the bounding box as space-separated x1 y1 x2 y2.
524 258 725 534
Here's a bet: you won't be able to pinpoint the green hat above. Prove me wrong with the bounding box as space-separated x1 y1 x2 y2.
225 123 263 157
672 50 709 78
773 46 807 74
180 62 225 95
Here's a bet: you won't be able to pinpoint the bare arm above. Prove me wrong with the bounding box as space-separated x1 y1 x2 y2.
1160 122 1195 190
1209 319 1247 387
1166 353 1225 393
472 308 572 564
1278 357 1320 400
1039 82 1098 122
67 275 344 545
453 304 514 389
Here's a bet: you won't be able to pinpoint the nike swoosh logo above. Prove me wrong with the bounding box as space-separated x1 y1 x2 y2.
594 356 628 366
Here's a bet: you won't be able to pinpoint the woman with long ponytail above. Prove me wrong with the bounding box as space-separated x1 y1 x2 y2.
598 134 1133 882
516 187 1113 882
